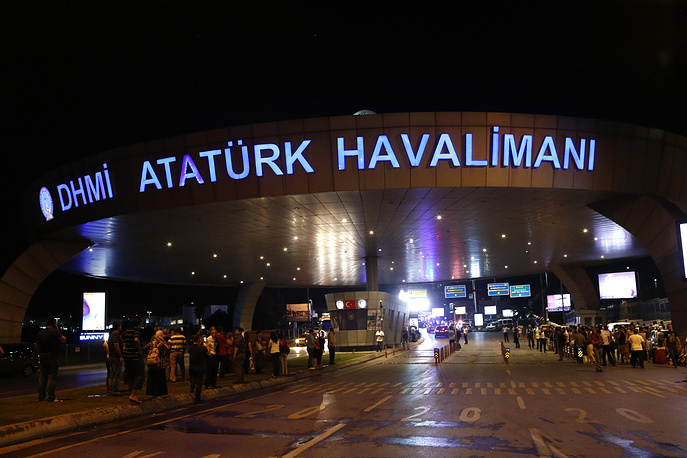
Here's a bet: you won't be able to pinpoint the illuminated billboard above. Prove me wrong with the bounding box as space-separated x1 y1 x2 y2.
286 303 311 322
546 294 571 312
598 272 637 300
484 305 497 315
82 292 106 331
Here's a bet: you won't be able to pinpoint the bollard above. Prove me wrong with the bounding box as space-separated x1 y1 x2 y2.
385 349 388 358
393 347 395 355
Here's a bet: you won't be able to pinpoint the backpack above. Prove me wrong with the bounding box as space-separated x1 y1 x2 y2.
147 343 161 366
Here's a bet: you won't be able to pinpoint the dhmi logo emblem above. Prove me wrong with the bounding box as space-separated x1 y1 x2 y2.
39 187 54 221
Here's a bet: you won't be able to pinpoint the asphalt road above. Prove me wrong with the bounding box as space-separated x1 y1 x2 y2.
2 330 687 457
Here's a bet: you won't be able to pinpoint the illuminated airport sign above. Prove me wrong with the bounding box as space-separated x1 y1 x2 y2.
509 284 531 298
38 127 597 221
487 282 510 296
445 285 467 298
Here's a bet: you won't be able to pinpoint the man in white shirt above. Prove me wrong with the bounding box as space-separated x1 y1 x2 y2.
375 329 385 351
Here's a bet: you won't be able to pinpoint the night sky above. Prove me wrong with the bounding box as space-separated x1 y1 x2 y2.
2 2 685 318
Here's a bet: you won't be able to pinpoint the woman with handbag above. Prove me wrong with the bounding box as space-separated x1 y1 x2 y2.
145 330 170 398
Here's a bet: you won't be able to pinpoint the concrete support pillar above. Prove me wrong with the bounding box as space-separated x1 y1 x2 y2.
365 255 378 291
0 237 93 343
232 280 265 331
548 263 599 311
590 195 687 337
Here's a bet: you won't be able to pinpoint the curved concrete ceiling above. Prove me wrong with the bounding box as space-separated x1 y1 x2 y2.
56 187 647 287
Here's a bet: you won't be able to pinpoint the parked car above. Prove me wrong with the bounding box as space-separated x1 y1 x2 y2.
485 322 500 332
297 334 308 346
0 343 39 377
427 324 436 333
435 325 449 338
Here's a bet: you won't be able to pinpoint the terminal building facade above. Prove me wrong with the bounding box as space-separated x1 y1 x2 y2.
1 112 686 343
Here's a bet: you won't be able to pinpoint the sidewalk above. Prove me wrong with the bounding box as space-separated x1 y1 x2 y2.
0 346 411 447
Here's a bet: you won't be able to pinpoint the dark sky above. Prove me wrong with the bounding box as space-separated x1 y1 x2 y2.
2 2 686 317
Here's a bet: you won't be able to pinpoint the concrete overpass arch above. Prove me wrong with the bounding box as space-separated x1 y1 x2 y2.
1 112 686 342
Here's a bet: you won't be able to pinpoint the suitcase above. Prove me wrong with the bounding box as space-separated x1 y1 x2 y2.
653 347 667 364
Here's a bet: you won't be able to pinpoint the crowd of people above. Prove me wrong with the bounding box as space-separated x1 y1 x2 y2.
104 320 294 404
504 321 686 374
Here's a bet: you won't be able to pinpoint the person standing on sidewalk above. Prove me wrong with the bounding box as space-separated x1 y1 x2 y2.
233 327 247 383
168 327 186 382
502 325 509 343
591 327 604 372
122 318 144 404
628 327 646 369
600 326 616 367
107 321 124 396
36 316 66 402
327 328 337 365
664 324 681 368
375 328 385 351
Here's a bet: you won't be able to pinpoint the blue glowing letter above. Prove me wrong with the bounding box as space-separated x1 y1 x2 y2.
57 184 72 210
225 141 250 180
503 134 532 167
563 138 586 170
254 144 284 177
465 133 488 166
337 137 365 170
533 136 561 169
285 140 314 174
368 135 400 169
199 149 222 182
401 133 429 167
179 154 205 187
429 133 461 167
156 157 177 188
140 161 162 192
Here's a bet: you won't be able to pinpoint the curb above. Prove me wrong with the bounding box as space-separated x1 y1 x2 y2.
0 350 390 447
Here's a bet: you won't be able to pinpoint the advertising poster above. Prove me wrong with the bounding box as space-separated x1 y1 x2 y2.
286 303 311 322
82 292 106 331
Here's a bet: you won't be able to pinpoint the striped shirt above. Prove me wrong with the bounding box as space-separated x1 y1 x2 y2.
169 334 187 352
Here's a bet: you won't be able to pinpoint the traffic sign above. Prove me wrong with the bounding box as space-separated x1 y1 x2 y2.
487 282 510 296
509 284 531 298
445 285 467 298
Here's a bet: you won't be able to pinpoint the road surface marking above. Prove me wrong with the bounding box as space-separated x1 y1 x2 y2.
363 395 391 412
283 423 346 458
517 396 526 409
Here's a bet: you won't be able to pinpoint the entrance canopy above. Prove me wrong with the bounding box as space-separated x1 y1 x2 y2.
3 111 685 342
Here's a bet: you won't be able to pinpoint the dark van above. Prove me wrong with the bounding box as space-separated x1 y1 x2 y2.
0 343 39 377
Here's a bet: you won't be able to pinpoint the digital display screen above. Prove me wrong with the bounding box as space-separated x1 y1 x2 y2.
678 222 687 280
598 272 638 299
546 294 571 312
484 305 497 315
455 306 466 315
82 292 106 331
474 314 484 326
502 309 514 317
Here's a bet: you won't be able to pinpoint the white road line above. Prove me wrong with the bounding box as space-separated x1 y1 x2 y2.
282 423 347 458
364 395 392 412
517 396 526 409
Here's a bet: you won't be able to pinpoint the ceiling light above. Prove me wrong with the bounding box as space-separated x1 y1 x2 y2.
501 234 506 238
283 247 288 251
409 238 414 243
436 215 442 220
266 263 271 267
294 236 298 240
223 275 227 278
369 231 374 235
191 271 195 275
213 254 218 258
167 242 172 247
583 228 588 233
